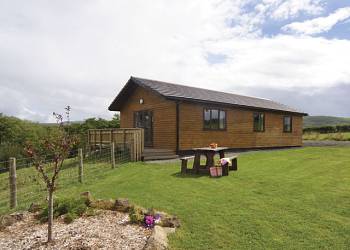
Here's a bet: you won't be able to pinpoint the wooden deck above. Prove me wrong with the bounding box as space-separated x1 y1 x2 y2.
88 128 144 161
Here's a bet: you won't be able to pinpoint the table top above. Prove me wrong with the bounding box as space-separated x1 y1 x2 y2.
192 147 229 152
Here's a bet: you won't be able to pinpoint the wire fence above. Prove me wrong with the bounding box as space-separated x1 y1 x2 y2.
0 143 132 215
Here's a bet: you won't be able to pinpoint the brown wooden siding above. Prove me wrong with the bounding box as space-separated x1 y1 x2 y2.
120 86 303 151
120 86 177 150
178 102 303 150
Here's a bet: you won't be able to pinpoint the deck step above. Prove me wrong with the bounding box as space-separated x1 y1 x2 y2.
143 148 174 153
143 151 177 157
142 148 178 161
142 154 179 161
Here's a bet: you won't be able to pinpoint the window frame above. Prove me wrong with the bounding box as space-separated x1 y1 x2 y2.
203 108 227 131
253 112 265 132
283 115 293 133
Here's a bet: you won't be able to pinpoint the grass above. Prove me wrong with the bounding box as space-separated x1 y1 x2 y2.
303 132 350 141
1 147 350 249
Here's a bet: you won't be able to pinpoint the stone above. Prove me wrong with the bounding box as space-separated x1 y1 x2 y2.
9 212 24 221
80 191 93 205
0 212 24 230
144 225 175 250
90 199 114 210
114 198 132 212
158 212 181 228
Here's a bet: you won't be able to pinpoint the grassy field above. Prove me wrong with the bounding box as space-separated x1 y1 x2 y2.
1 147 350 249
303 132 350 141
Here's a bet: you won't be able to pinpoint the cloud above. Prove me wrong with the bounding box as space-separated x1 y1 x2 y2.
271 0 324 20
229 0 324 37
282 6 350 35
239 83 350 117
0 0 349 122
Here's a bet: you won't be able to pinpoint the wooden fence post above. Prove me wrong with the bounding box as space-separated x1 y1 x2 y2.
9 157 17 209
78 148 84 183
111 142 116 169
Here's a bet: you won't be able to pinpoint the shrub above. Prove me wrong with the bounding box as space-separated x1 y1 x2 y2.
37 197 87 224
129 206 145 225
333 133 345 141
85 207 100 217
63 213 77 224
304 125 350 134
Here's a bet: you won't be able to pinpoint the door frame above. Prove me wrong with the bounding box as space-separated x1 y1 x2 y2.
134 110 153 147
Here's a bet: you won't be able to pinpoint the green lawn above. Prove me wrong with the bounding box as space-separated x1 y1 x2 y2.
2 147 350 249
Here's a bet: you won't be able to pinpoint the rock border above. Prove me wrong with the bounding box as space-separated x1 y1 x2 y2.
82 191 180 250
1 192 180 250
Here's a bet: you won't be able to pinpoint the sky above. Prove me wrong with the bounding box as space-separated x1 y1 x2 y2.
0 0 350 122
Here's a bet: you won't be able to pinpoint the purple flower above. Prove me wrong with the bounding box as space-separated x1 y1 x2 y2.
144 215 155 228
154 213 161 224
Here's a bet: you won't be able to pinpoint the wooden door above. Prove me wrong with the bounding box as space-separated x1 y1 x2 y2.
134 110 153 147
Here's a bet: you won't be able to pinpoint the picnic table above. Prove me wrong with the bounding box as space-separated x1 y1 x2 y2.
192 147 228 174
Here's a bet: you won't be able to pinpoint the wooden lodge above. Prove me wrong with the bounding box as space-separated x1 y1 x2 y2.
108 77 307 157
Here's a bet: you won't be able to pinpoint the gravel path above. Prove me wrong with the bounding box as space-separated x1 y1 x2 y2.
0 210 151 250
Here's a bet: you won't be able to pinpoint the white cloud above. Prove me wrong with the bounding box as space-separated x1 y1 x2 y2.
0 0 349 121
271 0 323 19
283 6 350 35
230 0 324 37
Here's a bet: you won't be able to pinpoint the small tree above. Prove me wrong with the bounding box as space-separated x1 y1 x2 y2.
25 106 76 242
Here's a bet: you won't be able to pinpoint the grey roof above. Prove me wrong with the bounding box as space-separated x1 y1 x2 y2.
109 76 307 115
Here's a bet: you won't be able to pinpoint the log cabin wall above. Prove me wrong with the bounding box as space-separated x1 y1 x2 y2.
119 86 177 151
119 86 303 152
178 102 303 150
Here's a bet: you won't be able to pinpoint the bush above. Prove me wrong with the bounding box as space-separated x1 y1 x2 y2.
37 197 87 224
129 206 145 225
303 126 337 134
304 124 350 134
63 213 77 224
336 125 350 132
333 133 345 141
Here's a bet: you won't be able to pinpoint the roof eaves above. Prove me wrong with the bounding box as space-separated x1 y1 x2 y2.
165 96 308 115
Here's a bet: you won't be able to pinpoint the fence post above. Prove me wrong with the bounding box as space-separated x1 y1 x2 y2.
111 142 116 169
78 148 84 183
9 157 17 209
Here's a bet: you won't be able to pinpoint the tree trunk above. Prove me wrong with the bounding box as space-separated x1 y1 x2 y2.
47 189 54 242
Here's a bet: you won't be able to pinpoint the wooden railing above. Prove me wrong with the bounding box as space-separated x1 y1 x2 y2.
87 128 144 161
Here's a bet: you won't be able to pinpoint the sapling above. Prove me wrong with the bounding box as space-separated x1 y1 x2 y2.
25 106 77 242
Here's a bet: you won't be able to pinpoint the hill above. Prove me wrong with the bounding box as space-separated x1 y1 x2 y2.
304 116 350 128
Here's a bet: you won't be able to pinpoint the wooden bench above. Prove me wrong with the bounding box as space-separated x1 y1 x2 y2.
180 156 195 174
227 155 238 171
220 155 239 176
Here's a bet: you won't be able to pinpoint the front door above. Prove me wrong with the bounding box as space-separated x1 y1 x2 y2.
134 110 153 147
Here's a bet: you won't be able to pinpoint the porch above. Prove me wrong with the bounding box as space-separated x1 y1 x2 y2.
87 128 178 161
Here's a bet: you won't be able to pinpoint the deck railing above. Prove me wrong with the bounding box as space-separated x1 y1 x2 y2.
87 128 144 161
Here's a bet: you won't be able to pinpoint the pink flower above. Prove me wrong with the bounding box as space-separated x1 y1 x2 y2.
220 158 228 165
144 215 155 228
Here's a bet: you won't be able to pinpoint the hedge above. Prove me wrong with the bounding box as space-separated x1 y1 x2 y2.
303 124 350 133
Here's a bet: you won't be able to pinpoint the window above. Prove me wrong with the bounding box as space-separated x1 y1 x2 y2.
253 113 265 132
204 108 226 130
283 116 292 132
219 110 226 130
